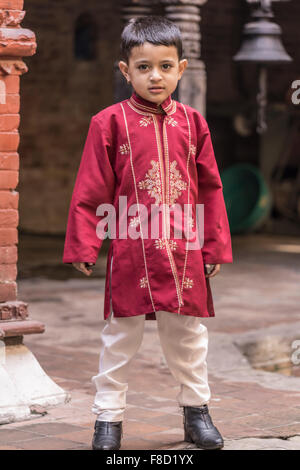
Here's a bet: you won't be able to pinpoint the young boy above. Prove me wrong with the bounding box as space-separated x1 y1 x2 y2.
63 16 233 450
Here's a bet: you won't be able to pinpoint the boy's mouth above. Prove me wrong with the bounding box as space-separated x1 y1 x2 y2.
148 87 165 93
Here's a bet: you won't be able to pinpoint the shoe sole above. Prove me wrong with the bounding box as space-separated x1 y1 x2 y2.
92 446 121 450
185 431 224 450
92 438 121 450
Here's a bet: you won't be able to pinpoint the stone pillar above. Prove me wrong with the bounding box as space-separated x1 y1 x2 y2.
161 0 208 116
0 0 69 424
114 0 160 103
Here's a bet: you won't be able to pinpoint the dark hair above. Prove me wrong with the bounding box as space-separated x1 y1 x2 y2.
120 15 183 63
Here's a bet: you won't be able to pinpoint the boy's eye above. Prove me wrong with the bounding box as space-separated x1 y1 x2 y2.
137 64 172 71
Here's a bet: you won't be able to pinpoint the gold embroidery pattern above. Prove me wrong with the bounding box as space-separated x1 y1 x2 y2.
138 160 187 208
127 98 177 116
154 238 177 251
190 144 196 156
140 277 148 288
138 160 162 206
139 116 153 127
120 102 157 313
130 96 175 115
162 118 170 206
178 104 193 314
183 277 194 289
130 216 140 227
166 117 178 127
154 239 166 250
169 161 188 206
169 240 177 251
119 143 130 155
153 115 184 308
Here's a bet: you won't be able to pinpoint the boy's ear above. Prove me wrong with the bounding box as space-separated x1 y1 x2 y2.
119 61 130 82
178 58 188 80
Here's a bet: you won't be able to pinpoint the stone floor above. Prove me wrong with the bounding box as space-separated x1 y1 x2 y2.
0 233 300 450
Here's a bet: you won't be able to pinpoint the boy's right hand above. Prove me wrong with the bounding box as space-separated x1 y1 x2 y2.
72 262 94 276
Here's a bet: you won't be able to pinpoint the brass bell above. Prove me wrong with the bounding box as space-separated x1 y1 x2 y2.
233 17 292 64
233 0 293 134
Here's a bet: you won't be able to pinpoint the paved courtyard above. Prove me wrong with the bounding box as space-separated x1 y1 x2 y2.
0 233 300 450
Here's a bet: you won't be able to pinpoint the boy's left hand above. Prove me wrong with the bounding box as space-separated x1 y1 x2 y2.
205 264 221 278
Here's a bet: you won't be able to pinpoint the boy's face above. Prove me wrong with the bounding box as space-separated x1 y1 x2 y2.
119 42 188 105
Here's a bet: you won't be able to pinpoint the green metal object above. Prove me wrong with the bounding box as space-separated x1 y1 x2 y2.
221 163 272 233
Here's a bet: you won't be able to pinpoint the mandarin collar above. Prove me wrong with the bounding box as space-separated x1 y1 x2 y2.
129 91 174 116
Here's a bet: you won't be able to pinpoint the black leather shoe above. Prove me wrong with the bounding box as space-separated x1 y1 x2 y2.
92 420 123 450
183 405 224 450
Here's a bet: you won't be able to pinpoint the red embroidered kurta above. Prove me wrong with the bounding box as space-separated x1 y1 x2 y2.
63 91 233 321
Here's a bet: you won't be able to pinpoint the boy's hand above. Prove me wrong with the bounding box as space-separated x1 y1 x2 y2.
205 264 220 278
72 262 94 276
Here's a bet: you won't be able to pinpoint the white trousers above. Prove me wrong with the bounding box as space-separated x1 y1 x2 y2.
91 310 211 422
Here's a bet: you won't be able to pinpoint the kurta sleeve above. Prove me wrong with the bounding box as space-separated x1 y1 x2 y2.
62 115 116 264
196 117 233 264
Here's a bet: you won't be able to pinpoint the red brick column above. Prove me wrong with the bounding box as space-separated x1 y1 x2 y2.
0 0 43 335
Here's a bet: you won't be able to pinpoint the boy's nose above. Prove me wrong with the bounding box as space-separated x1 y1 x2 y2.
150 69 162 81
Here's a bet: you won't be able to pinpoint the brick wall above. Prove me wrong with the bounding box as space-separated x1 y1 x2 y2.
18 0 122 234
0 0 36 300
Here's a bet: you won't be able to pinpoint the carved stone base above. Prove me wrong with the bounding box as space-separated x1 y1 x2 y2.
0 335 70 425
